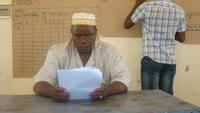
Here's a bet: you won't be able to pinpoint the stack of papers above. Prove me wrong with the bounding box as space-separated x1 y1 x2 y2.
57 67 102 100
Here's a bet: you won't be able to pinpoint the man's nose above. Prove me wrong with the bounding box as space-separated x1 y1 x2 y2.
79 36 88 43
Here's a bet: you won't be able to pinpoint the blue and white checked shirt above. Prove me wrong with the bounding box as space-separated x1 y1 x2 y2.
131 0 186 64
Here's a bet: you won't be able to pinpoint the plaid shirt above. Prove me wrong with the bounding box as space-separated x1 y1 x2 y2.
131 0 186 64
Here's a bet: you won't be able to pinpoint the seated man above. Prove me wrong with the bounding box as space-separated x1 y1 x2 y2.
33 12 131 102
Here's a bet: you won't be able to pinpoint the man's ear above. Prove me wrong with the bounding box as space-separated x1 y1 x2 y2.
95 28 98 32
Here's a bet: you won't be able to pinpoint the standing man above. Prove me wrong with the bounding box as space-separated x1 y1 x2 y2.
124 0 186 94
33 12 131 102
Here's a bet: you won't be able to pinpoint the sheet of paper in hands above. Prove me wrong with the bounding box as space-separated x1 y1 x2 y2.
57 67 102 100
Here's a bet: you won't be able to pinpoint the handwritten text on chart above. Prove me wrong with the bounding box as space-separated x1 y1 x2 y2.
186 12 200 32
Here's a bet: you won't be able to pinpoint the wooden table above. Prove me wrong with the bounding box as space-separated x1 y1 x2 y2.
0 90 199 113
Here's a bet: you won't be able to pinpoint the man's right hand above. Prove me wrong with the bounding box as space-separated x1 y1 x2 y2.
50 84 70 102
136 0 145 4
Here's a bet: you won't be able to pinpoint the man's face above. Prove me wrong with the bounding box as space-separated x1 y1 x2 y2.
71 25 97 54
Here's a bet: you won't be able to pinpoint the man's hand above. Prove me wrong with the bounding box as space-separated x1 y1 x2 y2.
136 0 145 4
124 0 145 29
89 83 109 100
50 84 70 102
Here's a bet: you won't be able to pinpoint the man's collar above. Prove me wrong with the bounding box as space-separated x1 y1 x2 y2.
153 0 172 2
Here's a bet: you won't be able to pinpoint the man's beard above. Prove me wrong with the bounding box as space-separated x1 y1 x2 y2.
77 46 92 54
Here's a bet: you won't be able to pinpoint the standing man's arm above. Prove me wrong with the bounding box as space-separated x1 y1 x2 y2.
175 32 185 43
124 0 145 29
175 11 186 43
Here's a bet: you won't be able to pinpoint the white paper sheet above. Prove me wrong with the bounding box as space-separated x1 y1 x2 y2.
57 67 102 100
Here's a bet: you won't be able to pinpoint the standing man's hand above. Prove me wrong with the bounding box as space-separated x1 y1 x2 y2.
136 0 145 4
124 0 146 29
50 84 70 102
90 83 109 100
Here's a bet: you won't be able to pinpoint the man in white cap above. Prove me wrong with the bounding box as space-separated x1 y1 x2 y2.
33 12 131 102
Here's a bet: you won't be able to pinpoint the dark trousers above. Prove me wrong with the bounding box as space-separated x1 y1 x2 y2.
141 56 176 95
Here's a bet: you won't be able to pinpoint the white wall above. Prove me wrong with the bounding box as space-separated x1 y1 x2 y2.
0 0 10 2
0 4 199 106
0 17 34 95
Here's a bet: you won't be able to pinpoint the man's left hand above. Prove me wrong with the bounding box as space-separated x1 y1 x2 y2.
89 83 109 100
